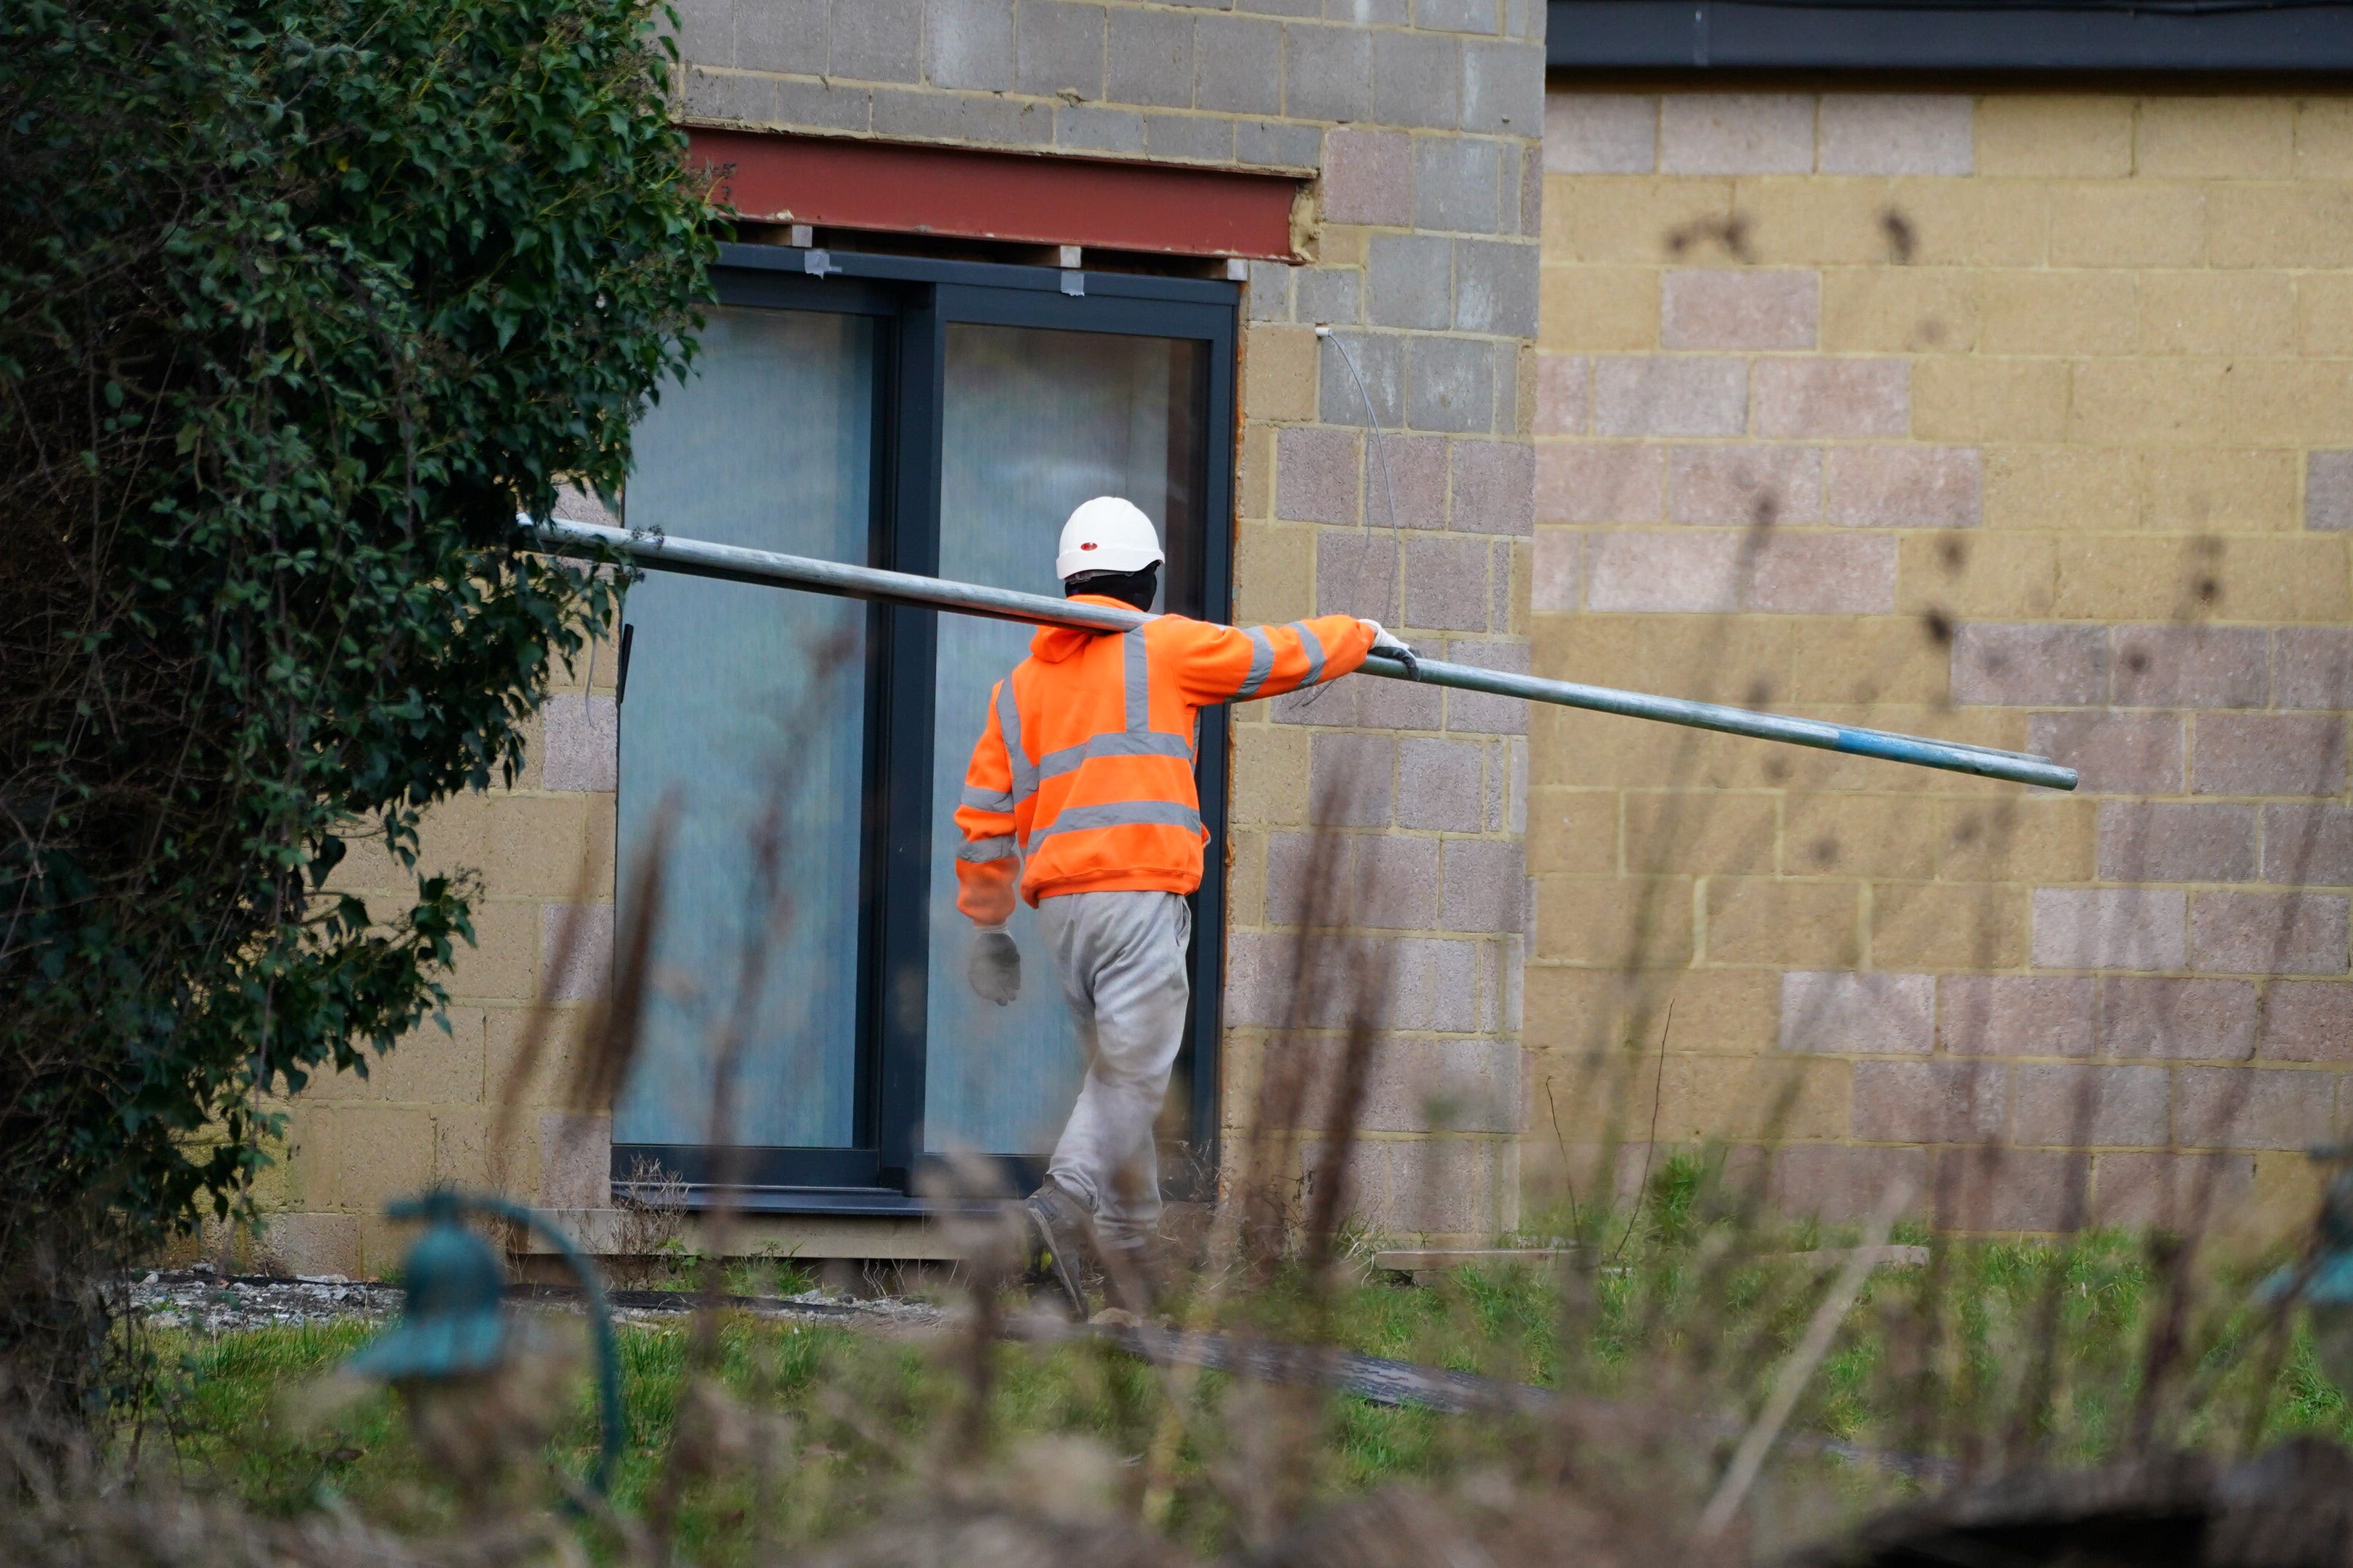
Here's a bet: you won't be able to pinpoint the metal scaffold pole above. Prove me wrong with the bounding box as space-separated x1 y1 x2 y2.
522 517 2078 792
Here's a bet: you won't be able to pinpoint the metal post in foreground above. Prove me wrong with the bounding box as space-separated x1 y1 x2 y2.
345 1190 624 1502
524 517 2078 792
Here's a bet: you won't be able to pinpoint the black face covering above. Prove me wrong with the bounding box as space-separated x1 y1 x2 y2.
1063 563 1158 613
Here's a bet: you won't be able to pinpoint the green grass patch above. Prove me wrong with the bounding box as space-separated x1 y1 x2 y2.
141 1211 2353 1559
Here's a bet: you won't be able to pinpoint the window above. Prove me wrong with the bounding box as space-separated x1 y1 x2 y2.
611 245 1238 1209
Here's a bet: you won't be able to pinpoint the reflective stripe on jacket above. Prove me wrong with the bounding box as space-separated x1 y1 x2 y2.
953 598 1377 921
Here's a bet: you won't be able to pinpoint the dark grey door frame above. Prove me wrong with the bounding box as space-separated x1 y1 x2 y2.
614 243 1239 1214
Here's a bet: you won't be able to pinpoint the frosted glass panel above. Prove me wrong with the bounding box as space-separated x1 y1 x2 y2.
614 307 872 1149
924 324 1206 1154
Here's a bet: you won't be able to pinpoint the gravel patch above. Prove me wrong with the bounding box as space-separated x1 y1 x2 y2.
128 1267 401 1333
125 1265 945 1335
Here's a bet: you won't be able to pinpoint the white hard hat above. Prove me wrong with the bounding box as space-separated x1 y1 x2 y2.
1056 496 1164 582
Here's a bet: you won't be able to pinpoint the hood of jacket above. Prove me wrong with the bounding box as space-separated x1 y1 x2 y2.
1029 594 1142 663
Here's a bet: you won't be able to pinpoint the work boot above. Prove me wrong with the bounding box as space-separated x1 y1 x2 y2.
1020 1178 1095 1319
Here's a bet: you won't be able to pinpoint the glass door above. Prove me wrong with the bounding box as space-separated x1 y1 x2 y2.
611 247 1237 1207
921 324 1210 1160
614 303 879 1157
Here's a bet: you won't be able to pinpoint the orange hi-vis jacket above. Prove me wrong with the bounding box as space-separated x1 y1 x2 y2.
953 600 1379 923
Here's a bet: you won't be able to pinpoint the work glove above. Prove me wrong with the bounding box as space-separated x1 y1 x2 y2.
969 926 1021 1006
1359 619 1420 679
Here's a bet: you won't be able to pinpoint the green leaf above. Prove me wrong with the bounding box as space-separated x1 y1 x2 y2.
1 0 712 1270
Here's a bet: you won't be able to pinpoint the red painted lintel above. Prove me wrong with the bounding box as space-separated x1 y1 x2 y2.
687 128 1305 262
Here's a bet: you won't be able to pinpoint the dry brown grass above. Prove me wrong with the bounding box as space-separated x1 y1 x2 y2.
12 625 2353 1567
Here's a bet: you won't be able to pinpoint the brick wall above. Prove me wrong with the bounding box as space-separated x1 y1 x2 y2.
254 2 1549 1273
1529 88 2353 1237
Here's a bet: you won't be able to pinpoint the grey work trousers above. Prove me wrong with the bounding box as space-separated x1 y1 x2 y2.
1037 889 1192 1246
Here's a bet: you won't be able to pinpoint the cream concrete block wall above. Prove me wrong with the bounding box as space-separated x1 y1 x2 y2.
1530 86 2353 1236
254 616 622 1278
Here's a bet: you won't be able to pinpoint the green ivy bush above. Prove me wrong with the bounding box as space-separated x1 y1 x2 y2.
0 0 712 1422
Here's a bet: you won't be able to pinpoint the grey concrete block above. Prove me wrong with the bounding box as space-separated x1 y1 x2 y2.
1310 733 1397 826
1373 30 1460 130
1818 93 1973 175
1335 0 1412 22
1398 737 1485 832
2274 629 2353 710
1366 233 1453 330
1238 118 1322 169
1271 672 1361 729
829 0 919 81
1240 0 1320 14
1418 0 1500 31
1368 431 1447 529
1592 354 1747 437
1453 238 1537 337
1405 534 1492 632
1444 840 1525 934
1285 22 1371 122
1143 111 1234 162
1017 1 1104 99
1488 537 1516 627
736 0 827 74
1460 39 1542 135
1264 833 1355 928
1358 666 1447 729
1247 259 1295 322
872 85 1050 144
1107 8 1193 108
1195 15 1282 116
1320 127 1411 223
542 905 616 1003
1477 742 1515 842
775 74 873 131
538 1112 612 1207
924 0 1013 90
2310 450 2353 530
1439 638 1530 734
552 482 619 530
1660 93 1814 174
1221 932 1289 1029
1451 437 1535 535
1349 837 1442 929
543 697 619 792
1504 0 1540 39
674 0 732 67
1413 135 1504 232
1279 427 1364 524
1297 267 1363 327
1313 531 1401 627
1543 93 1657 173
1056 102 1145 154
1408 335 1495 433
1318 329 1405 426
683 67 774 124
1491 339 1521 431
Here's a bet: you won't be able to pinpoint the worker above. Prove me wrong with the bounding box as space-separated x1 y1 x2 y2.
952 495 1416 1316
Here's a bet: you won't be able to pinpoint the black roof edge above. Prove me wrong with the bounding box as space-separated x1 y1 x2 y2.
1547 1 2353 74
